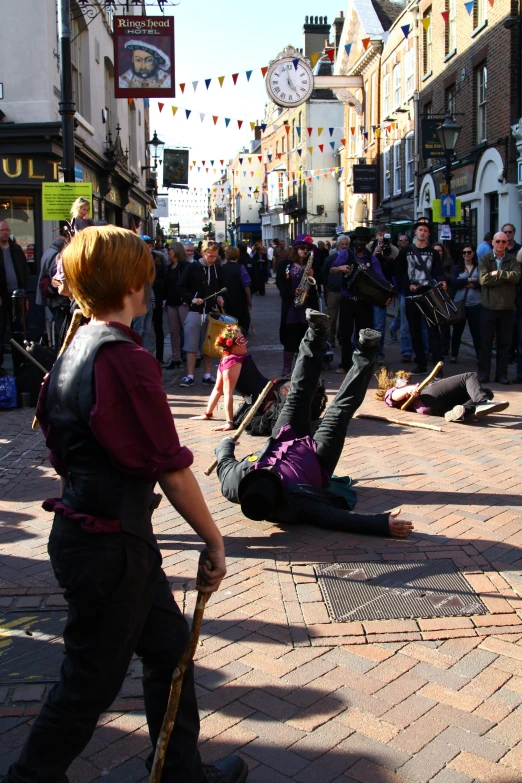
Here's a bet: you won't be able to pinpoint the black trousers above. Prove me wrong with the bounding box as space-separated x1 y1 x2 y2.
405 297 442 369
478 307 515 380
451 304 481 359
0 300 12 368
339 297 373 371
152 302 165 363
7 517 201 783
419 372 491 417
272 323 377 476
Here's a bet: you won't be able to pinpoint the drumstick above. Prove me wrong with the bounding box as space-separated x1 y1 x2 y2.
31 309 84 430
355 413 442 432
400 361 443 411
150 587 209 782
204 380 274 476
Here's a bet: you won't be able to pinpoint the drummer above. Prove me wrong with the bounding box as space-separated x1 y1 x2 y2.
177 240 225 388
376 367 509 423
394 217 445 375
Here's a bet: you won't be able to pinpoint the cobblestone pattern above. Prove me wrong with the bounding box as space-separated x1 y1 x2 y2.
1 285 522 782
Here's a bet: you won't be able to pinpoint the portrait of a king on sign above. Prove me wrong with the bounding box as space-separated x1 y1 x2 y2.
114 16 175 99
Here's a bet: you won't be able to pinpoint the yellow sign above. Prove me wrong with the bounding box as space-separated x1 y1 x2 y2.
42 183 93 221
432 198 462 223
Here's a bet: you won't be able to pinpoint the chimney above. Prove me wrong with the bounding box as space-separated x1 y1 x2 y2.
333 11 344 52
303 14 331 57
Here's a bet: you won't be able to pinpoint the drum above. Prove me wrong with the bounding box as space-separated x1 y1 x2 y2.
412 284 458 326
202 313 238 358
343 263 396 307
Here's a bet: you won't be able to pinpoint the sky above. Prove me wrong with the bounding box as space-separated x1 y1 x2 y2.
147 0 346 201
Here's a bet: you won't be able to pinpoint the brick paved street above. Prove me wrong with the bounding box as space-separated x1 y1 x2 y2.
1 283 522 782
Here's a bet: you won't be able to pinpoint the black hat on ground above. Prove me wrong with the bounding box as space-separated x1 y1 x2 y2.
238 468 284 521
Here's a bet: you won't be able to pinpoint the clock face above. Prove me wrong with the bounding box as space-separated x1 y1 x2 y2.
266 58 314 107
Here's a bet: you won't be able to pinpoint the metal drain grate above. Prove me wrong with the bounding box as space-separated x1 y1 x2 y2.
315 560 488 622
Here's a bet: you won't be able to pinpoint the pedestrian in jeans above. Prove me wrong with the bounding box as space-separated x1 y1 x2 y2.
322 235 350 347
478 231 520 384
177 240 225 387
164 242 189 370
450 244 481 362
367 224 398 364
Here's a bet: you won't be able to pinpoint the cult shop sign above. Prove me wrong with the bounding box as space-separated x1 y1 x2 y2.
42 183 93 221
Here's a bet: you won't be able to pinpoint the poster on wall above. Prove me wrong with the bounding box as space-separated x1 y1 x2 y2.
163 149 189 188
42 183 92 221
114 16 175 99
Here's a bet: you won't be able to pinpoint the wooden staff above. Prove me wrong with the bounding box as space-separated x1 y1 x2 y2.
31 309 84 430
150 590 209 783
400 361 444 411
355 413 442 432
204 380 274 476
9 340 48 375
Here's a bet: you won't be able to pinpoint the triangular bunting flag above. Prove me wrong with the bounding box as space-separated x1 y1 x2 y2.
238 120 243 129
267 154 272 162
318 127 323 136
296 126 302 138
158 102 164 112
172 106 178 116
201 160 205 165
200 113 205 122
246 70 252 81
421 17 431 31
375 128 381 137
340 138 346 146
258 155 262 162
192 80 198 91
441 9 450 22
285 125 291 134
205 78 211 89
277 153 282 159
218 76 225 87
307 127 313 136
261 123 267 131
225 118 231 127
488 0 494 5
232 73 239 85
308 177 312 182
308 146 313 154
329 141 335 149
401 24 411 38
350 127 355 135
192 160 196 165
185 109 191 119
326 48 335 62
261 66 268 76
220 160 224 165
128 97 134 106
319 144 324 152
250 121 256 130
210 160 214 165
361 37 371 50
293 58 300 69
212 116 218 125
248 157 252 163
329 128 334 136
238 158 243 164
344 43 352 57
297 149 302 157
310 52 319 67
464 0 474 13
179 83 185 93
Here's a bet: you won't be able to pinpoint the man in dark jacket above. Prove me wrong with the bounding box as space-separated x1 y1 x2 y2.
322 235 350 347
0 221 30 368
394 218 444 374
215 310 412 539
178 240 224 387
36 237 69 348
478 231 521 384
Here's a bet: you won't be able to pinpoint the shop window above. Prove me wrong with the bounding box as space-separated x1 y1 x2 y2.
0 196 36 263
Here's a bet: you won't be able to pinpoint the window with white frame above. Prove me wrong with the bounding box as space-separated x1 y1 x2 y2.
446 0 456 54
371 72 377 128
383 74 390 117
475 0 487 28
71 16 85 117
393 141 402 194
278 171 286 204
405 133 414 190
393 64 401 109
405 50 414 96
423 8 432 74
383 147 391 199
476 64 487 142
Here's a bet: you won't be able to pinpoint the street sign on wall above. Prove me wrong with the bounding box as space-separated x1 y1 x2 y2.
353 164 379 194
421 119 444 160
308 223 337 237
432 198 462 223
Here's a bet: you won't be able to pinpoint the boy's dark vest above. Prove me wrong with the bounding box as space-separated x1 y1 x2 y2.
45 324 157 543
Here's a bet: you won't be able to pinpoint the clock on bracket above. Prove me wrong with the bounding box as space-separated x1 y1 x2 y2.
265 46 314 108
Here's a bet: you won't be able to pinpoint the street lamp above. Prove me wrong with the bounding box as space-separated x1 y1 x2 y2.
142 130 165 173
436 115 462 237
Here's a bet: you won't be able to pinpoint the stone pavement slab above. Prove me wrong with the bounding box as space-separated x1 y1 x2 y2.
1 284 522 781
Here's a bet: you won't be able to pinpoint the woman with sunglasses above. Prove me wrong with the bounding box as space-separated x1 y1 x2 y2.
450 243 481 362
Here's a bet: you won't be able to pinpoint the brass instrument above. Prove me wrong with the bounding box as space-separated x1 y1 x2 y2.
294 251 316 307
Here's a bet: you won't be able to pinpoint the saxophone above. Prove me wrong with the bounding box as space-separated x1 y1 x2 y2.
294 251 316 308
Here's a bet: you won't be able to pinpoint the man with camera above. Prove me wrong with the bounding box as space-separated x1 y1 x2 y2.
367 224 398 365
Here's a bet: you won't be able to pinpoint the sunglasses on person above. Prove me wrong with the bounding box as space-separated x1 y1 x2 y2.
504 229 514 234
462 249 474 254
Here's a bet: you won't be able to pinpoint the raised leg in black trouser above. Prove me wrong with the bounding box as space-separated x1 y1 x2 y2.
313 340 378 475
405 297 442 369
339 297 373 371
6 518 201 783
419 372 491 417
478 307 514 380
272 323 328 438
152 303 165 363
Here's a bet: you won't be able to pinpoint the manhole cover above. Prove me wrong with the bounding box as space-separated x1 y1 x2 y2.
315 560 488 621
